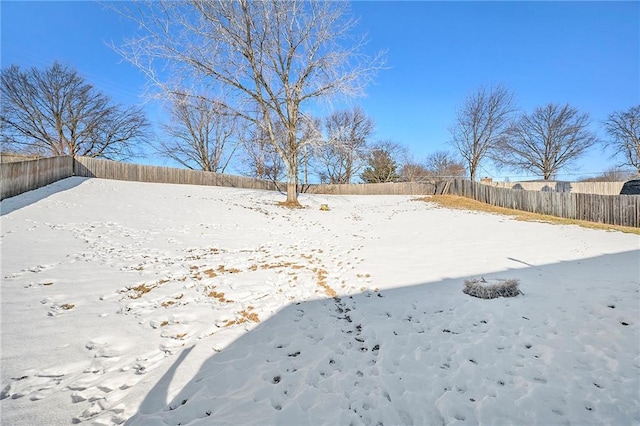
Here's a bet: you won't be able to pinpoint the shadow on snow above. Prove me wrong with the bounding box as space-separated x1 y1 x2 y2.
1 177 89 215
128 250 640 426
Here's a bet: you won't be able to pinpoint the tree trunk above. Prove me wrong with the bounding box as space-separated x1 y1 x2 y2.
468 157 478 181
285 160 300 207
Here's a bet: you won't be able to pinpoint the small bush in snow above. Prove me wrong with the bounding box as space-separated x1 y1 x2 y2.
463 278 522 299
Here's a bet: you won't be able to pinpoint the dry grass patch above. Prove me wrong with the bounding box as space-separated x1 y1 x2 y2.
240 307 260 323
223 307 260 326
128 283 156 299
313 267 337 298
420 195 640 235
207 288 234 303
160 293 184 308
277 200 304 209
217 265 241 274
260 261 304 270
202 269 217 278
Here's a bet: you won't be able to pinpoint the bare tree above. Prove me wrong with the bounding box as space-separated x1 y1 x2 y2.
240 111 321 190
159 93 238 172
603 105 640 174
495 103 598 180
297 114 322 187
580 166 636 182
239 118 286 185
360 141 404 183
425 150 466 179
450 85 515 181
0 62 148 159
316 107 373 184
113 0 384 205
399 162 429 182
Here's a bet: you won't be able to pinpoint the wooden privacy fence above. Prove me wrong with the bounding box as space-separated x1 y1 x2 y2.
2 156 638 227
73 157 280 191
73 157 438 196
1 156 74 200
490 180 626 196
304 181 436 196
0 153 42 163
448 179 639 228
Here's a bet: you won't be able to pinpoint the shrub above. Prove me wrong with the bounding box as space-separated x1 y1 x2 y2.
463 278 522 299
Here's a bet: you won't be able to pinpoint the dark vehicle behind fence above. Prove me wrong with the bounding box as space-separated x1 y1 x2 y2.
619 179 640 195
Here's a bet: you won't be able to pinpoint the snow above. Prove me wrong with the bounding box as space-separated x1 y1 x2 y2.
1 177 639 426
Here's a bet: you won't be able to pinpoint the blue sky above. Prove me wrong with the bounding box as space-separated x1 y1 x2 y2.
1 1 639 181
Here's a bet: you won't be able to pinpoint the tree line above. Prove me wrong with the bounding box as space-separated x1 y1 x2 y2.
1 1 638 205
450 84 639 182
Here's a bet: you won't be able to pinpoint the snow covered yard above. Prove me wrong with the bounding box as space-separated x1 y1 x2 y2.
1 177 638 426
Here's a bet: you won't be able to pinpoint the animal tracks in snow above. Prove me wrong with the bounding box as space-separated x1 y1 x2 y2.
1 211 373 424
2 181 638 426
153 282 640 426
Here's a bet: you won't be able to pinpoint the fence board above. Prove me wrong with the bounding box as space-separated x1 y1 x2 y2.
304 181 436 196
447 179 639 228
1 156 74 200
73 156 281 191
491 180 626 195
3 156 638 227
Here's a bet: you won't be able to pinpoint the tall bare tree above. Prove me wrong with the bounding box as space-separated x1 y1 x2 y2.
240 111 320 189
399 162 429 182
159 94 238 172
113 0 384 205
425 150 466 179
603 105 640 174
297 114 322 187
316 107 373 184
495 103 598 180
239 117 286 184
0 62 148 159
450 85 515 181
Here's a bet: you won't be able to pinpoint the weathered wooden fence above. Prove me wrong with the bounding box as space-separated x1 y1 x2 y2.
304 181 436 195
0 153 42 163
73 157 280 191
448 179 639 228
2 156 638 227
490 180 626 195
73 158 438 195
1 156 74 200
